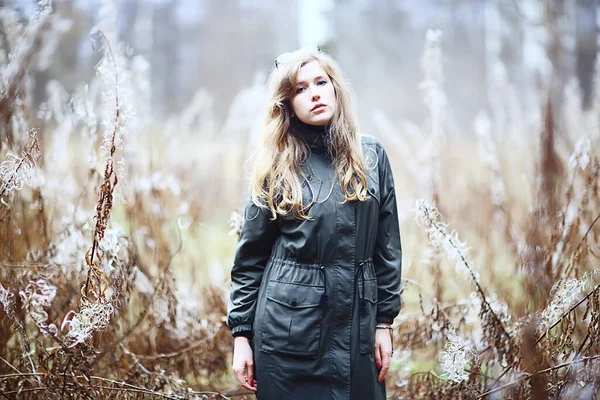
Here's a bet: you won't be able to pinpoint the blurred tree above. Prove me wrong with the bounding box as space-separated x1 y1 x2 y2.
191 0 295 125
152 0 180 115
32 2 92 108
575 0 597 108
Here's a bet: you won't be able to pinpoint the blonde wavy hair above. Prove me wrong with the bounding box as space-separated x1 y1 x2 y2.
250 48 370 220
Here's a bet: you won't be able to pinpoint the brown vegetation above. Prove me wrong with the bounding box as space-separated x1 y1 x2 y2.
0 3 599 400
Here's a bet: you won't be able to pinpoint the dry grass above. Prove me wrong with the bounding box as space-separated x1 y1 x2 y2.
1 3 600 400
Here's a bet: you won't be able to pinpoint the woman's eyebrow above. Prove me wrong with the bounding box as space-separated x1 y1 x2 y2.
296 76 325 85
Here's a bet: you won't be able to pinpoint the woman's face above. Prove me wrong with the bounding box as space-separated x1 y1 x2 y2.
290 60 336 126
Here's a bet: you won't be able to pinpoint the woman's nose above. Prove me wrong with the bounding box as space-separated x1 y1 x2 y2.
311 92 320 101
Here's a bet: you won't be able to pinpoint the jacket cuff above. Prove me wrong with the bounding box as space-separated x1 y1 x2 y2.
230 324 253 337
376 316 395 324
232 330 253 339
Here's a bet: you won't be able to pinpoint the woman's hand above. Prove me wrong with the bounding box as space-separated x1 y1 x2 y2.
374 325 393 384
232 337 257 392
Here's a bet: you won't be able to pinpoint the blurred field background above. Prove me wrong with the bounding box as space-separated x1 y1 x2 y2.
1 0 600 399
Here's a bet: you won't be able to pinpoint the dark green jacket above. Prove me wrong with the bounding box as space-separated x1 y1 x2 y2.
227 131 402 400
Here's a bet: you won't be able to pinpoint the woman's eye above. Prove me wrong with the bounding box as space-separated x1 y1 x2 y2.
296 87 306 93
318 80 327 85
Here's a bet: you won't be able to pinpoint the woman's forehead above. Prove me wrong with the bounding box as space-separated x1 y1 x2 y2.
295 60 327 84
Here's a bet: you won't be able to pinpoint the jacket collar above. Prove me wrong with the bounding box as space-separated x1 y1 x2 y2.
290 118 331 156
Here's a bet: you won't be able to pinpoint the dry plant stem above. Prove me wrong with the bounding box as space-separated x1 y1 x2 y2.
1 387 49 396
0 373 44 379
1 374 224 399
89 376 231 400
90 386 182 397
402 277 436 298
119 344 153 375
120 345 231 400
476 354 600 399
400 277 458 324
1 386 180 399
89 376 177 398
17 330 39 385
61 356 70 398
408 370 444 380
573 212 600 257
0 262 53 269
1 372 232 399
205 394 232 400
0 137 40 201
84 32 119 298
564 211 600 277
534 283 600 347
424 208 512 341
223 390 266 398
0 356 20 374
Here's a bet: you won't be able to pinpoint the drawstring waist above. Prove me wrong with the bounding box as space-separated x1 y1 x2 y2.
266 257 371 310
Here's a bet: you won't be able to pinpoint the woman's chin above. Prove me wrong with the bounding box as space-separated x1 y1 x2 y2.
307 115 332 126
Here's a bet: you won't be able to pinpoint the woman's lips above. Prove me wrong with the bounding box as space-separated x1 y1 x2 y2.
311 104 326 112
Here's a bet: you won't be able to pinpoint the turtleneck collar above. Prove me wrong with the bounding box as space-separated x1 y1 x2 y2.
290 117 331 155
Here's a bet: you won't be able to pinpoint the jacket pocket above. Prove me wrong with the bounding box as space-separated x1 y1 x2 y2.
359 277 378 354
260 280 324 358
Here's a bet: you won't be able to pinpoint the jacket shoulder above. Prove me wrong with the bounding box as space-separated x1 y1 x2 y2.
359 133 386 154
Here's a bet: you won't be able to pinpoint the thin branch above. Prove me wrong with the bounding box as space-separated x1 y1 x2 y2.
1 387 49 396
91 386 180 397
574 212 600 257
401 277 436 298
476 354 600 399
565 210 600 277
534 283 600 347
0 261 53 269
0 373 44 380
425 208 512 342
0 357 21 374
126 326 224 360
0 133 40 201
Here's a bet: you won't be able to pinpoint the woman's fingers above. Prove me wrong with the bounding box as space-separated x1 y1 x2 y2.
234 361 257 392
232 339 257 392
246 361 257 390
374 342 382 369
375 328 393 383
233 365 246 387
377 348 391 383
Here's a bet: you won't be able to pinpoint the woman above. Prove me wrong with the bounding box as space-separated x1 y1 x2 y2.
227 46 402 400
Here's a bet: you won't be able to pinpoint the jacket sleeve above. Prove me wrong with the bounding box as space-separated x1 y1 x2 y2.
227 196 279 337
373 145 402 324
